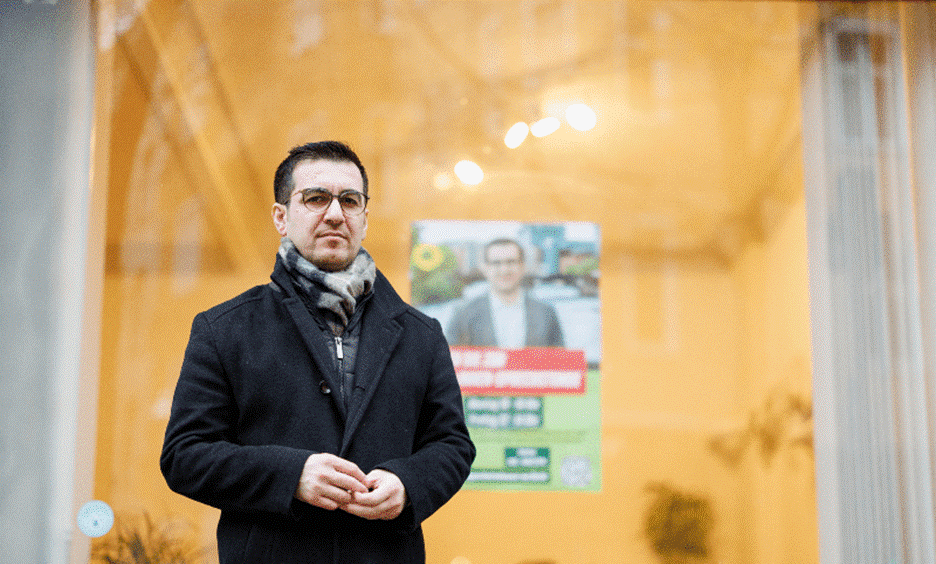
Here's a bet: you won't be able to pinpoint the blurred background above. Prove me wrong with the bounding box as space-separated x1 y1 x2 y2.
6 1 936 563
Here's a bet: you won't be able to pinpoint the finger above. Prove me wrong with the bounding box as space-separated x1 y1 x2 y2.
301 484 342 510
307 481 359 510
328 470 369 494
343 494 402 521
341 500 382 520
310 454 367 493
312 495 340 511
349 488 384 507
330 458 368 483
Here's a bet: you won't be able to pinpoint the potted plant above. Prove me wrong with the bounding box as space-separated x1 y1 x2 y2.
643 482 713 564
90 511 203 564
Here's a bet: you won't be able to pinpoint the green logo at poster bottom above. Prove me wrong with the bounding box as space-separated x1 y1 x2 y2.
466 447 551 483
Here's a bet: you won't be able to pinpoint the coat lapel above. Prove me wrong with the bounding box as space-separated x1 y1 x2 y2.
273 261 407 454
340 275 404 455
281 296 348 421
271 261 348 421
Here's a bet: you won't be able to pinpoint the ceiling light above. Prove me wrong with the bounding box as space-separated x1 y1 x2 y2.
504 122 529 149
566 103 596 131
454 160 484 185
530 116 560 137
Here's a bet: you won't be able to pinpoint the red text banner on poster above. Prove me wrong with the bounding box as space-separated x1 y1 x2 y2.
451 347 587 395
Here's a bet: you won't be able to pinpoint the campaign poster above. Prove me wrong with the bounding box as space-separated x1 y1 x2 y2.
410 220 601 491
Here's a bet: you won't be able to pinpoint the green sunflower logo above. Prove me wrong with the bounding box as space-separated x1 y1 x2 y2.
411 243 445 272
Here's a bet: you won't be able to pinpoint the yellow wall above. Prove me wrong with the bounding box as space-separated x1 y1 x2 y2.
732 181 817 564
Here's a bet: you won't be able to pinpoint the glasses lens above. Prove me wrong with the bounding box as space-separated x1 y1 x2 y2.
338 192 366 214
299 189 332 212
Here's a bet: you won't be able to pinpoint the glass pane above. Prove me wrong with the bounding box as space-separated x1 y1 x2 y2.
90 2 818 563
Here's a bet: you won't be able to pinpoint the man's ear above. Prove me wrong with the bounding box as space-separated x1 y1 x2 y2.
272 203 288 236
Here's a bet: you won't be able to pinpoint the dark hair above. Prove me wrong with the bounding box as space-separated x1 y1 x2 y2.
273 140 369 205
483 238 525 263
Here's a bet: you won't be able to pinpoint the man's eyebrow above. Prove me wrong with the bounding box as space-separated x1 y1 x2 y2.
293 187 327 195
296 187 360 193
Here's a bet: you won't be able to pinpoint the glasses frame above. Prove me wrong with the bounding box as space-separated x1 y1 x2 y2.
484 258 523 268
292 187 369 216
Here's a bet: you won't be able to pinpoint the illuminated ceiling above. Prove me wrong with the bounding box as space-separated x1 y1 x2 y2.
103 0 805 270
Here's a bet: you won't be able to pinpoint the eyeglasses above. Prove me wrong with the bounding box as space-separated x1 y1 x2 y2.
293 188 368 216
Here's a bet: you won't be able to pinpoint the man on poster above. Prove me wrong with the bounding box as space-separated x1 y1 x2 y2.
447 237 564 349
161 141 475 563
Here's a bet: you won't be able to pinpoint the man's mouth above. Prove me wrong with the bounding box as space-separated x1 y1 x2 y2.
318 231 346 241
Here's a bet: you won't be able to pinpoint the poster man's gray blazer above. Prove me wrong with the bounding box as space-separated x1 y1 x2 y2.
446 293 565 348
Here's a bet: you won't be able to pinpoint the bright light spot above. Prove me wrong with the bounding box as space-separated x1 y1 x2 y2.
504 122 529 149
530 116 560 137
450 557 472 564
433 171 453 191
566 103 597 131
454 160 484 185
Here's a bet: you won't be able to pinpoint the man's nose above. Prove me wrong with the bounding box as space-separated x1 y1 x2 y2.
322 197 344 222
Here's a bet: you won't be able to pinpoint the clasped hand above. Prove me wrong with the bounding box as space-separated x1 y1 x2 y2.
294 453 406 520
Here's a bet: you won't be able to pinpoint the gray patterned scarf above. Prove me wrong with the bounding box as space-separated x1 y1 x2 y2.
278 237 376 335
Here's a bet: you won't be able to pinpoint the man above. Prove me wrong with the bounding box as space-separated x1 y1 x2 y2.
447 237 564 348
161 141 475 563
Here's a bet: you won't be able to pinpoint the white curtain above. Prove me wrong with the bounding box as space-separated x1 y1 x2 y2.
803 4 936 563
0 2 96 563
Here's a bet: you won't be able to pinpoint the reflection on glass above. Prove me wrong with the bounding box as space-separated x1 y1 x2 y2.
84 1 899 563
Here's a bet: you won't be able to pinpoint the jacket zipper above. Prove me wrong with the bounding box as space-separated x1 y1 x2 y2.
335 335 344 360
335 335 345 407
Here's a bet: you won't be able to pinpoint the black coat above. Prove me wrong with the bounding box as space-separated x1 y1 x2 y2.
161 257 475 563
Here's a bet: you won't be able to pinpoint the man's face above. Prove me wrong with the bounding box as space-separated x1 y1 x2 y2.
483 243 524 297
272 159 368 272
